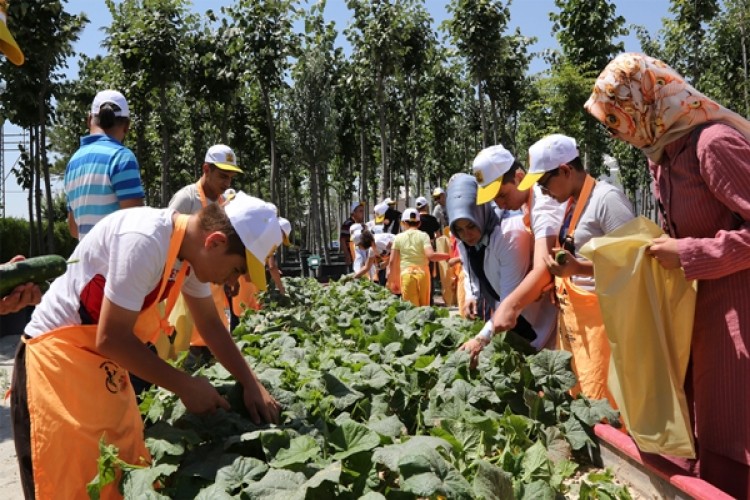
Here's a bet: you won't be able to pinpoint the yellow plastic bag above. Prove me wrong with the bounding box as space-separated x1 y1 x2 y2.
580 216 697 458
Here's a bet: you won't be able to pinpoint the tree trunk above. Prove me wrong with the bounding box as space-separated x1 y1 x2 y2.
159 86 171 207
477 81 487 148
40 119 55 254
33 126 44 254
135 107 151 205
359 120 368 203
261 84 279 207
26 127 36 255
377 71 389 199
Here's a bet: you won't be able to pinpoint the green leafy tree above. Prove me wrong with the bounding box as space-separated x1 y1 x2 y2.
0 0 86 254
223 0 300 208
661 0 719 83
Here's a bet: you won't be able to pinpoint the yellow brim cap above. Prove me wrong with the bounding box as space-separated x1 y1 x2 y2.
0 22 24 66
476 178 502 205
518 171 544 191
214 162 243 173
375 214 385 224
246 249 268 291
282 234 291 247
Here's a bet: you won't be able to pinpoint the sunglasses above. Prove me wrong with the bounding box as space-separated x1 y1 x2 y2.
537 168 560 193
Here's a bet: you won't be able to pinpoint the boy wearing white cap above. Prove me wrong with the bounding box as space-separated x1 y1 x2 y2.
520 133 634 404
388 208 450 306
64 89 145 240
168 145 244 354
340 201 365 268
381 197 402 234
460 144 564 364
432 187 448 231
11 191 282 498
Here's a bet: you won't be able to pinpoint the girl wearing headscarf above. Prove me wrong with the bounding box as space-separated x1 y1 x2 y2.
585 53 750 499
449 174 549 359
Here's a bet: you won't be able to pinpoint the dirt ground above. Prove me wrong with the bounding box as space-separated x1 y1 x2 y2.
0 334 23 499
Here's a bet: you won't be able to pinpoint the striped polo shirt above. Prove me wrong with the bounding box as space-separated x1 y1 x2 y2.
64 134 144 239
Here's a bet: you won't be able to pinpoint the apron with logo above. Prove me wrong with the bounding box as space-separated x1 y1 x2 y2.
555 176 616 405
169 182 229 349
24 214 189 499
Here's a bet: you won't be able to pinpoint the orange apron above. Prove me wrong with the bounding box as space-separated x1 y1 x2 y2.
231 274 261 317
179 182 229 347
24 214 189 500
555 176 616 405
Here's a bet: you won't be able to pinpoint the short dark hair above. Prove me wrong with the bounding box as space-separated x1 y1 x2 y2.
502 160 525 184
567 157 584 171
197 203 245 257
93 103 130 130
359 229 375 248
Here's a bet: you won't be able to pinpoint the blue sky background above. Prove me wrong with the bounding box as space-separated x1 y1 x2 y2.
3 0 671 218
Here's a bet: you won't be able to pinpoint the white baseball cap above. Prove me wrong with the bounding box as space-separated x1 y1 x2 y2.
350 223 363 234
472 145 515 204
382 197 396 206
373 202 388 223
402 207 420 223
279 217 292 246
223 191 282 291
432 187 445 198
519 134 579 190
205 144 242 173
415 196 429 209
91 90 130 118
350 201 364 214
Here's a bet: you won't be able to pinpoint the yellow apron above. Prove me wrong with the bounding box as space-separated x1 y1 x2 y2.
435 236 456 306
401 265 430 307
24 214 189 500
169 181 229 349
555 176 616 405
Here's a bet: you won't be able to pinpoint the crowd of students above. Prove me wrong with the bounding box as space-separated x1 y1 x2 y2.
2 6 749 494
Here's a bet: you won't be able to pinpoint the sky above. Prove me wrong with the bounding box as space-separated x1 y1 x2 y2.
2 0 673 219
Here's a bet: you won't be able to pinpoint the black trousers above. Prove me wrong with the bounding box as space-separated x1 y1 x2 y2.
11 337 35 499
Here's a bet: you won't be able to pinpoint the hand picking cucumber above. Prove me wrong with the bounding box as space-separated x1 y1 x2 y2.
555 250 568 265
0 255 69 297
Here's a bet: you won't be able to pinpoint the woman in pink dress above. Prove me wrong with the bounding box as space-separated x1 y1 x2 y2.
585 53 750 499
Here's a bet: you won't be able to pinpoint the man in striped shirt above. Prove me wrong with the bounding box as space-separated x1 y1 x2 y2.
64 89 145 240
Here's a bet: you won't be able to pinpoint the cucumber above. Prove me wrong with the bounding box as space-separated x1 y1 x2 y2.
0 255 69 297
555 250 568 265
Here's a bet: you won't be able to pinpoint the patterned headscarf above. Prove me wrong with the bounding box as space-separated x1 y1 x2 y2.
584 52 750 162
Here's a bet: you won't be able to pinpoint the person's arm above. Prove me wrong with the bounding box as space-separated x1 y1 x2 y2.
0 257 42 315
491 235 555 331
544 248 594 278
67 210 79 239
387 248 401 293
423 245 449 262
340 235 352 265
267 255 285 295
96 297 230 416
183 292 281 424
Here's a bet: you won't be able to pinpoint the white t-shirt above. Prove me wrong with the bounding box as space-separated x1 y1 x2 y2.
567 181 635 289
26 207 210 338
353 246 376 279
374 233 395 255
530 184 565 240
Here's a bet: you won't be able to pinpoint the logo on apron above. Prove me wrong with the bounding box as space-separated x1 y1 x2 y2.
100 361 128 394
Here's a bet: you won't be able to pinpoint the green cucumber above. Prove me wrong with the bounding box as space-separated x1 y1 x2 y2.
555 250 568 265
0 255 69 297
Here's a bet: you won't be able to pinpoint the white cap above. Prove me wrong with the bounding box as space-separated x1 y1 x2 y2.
279 217 292 246
351 229 363 245
472 145 515 204
432 187 445 198
205 144 242 173
382 197 396 206
223 191 282 290
91 90 130 118
350 201 364 214
402 207 420 223
350 223 363 234
415 196 429 209
371 224 384 234
519 134 579 190
373 202 388 223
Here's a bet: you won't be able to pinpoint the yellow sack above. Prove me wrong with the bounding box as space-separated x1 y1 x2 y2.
435 236 456 306
580 216 697 458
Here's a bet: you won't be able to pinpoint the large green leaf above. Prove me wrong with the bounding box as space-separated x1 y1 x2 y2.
528 350 577 392
398 448 473 499
241 469 307 499
372 436 452 472
471 459 514 500
270 435 321 468
215 456 268 491
330 419 381 460
322 372 365 410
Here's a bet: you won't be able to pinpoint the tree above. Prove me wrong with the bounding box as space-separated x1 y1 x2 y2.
223 0 300 208
661 0 719 84
0 0 86 254
104 0 191 207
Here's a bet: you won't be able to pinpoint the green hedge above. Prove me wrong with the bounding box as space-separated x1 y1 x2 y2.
0 217 77 262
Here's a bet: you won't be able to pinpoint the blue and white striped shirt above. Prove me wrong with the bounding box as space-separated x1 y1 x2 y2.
64 134 144 239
